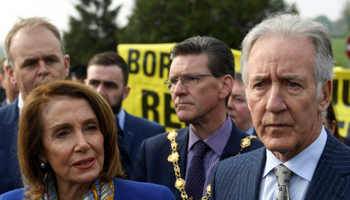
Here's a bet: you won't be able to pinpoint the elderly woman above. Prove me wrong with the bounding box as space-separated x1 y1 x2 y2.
0 80 175 200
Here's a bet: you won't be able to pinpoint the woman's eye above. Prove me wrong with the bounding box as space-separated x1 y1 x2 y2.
87 126 98 131
57 131 69 138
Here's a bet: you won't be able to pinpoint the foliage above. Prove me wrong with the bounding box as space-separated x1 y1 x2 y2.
332 37 349 67
63 0 121 66
119 0 297 49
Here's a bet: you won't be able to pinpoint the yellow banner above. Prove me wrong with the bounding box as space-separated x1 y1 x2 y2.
118 43 350 139
118 43 240 131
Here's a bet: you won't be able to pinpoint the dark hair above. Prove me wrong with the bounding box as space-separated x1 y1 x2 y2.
325 102 345 144
18 80 124 200
88 51 129 86
70 64 87 79
170 36 235 105
234 72 243 83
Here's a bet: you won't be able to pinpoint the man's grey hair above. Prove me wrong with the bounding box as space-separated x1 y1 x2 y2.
240 13 334 98
4 17 65 70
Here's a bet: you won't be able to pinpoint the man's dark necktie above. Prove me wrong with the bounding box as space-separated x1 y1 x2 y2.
185 140 209 200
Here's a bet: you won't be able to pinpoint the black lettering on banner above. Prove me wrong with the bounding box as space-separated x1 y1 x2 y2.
343 80 350 107
164 93 181 129
143 51 156 76
160 53 171 79
338 121 345 129
332 80 338 105
142 90 160 122
128 49 140 74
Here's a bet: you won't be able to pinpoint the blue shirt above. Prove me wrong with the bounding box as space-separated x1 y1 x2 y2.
259 126 327 200
117 108 126 131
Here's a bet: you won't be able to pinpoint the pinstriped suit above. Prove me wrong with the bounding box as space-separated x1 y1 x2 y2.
210 129 350 200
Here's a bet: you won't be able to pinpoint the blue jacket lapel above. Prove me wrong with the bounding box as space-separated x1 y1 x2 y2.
123 112 136 155
220 120 246 160
175 127 189 179
305 130 350 199
0 98 22 191
241 147 266 200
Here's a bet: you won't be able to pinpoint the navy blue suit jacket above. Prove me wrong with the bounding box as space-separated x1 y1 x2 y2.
210 129 350 200
0 99 21 195
0 178 176 200
123 111 165 164
131 120 264 200
0 98 131 194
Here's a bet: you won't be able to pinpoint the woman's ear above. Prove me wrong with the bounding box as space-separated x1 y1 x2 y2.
38 151 48 164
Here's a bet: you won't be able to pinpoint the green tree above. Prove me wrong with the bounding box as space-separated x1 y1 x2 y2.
63 0 121 66
120 0 297 49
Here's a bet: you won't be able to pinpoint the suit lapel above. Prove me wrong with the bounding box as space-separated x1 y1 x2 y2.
220 120 247 160
175 127 189 178
240 148 266 200
305 131 350 200
0 99 21 186
123 112 136 155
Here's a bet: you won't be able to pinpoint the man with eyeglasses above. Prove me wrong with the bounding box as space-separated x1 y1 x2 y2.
132 36 263 200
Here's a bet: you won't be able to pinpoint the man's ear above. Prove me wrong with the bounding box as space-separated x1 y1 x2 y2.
318 79 332 112
6 65 17 86
219 75 234 100
64 55 70 78
123 86 131 100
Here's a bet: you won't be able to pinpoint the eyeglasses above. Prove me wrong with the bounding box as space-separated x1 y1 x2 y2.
164 73 214 91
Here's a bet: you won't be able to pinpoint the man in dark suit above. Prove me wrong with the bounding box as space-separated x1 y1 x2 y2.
85 51 165 165
210 14 350 200
132 36 263 200
0 17 70 194
0 58 19 107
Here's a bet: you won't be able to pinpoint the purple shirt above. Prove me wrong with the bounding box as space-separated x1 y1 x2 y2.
185 114 232 196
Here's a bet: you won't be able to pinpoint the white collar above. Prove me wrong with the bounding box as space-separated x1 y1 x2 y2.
18 93 24 117
263 126 328 181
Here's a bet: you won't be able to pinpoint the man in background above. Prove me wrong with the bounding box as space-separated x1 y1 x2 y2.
0 58 19 106
227 72 254 135
0 17 70 194
70 64 87 83
85 51 165 164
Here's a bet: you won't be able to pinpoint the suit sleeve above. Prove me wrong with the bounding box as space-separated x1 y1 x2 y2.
131 139 148 182
157 185 176 200
158 125 166 134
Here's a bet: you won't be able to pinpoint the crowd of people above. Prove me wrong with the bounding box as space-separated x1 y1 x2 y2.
0 13 350 200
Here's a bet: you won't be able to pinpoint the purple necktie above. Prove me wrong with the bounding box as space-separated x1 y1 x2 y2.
185 140 209 200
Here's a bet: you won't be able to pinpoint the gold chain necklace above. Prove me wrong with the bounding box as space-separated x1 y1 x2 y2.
167 130 257 200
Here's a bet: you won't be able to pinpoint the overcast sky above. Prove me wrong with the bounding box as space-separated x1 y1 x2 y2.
0 0 345 48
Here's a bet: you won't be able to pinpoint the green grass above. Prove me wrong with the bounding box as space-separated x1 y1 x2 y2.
332 37 349 68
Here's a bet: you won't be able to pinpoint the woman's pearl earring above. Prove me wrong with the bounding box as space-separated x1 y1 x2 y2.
40 162 46 169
